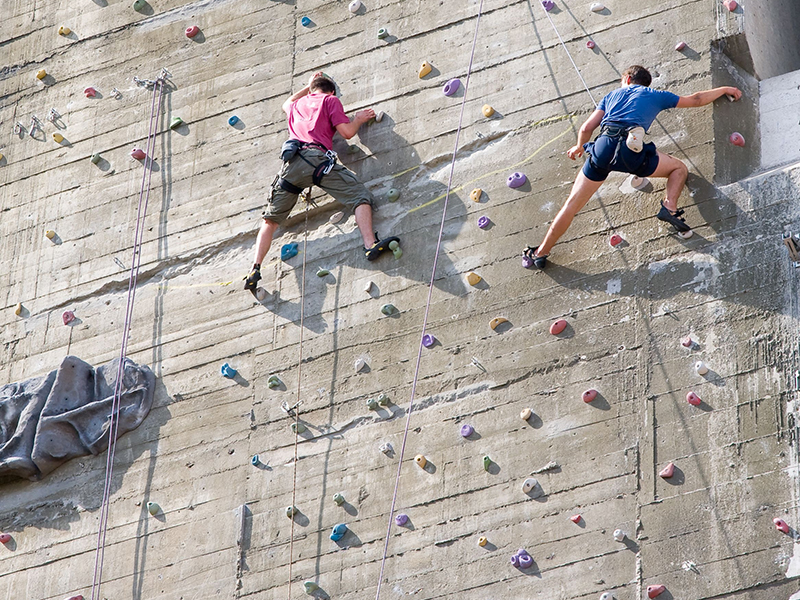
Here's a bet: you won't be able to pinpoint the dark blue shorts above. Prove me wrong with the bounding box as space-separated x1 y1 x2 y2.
581 134 660 182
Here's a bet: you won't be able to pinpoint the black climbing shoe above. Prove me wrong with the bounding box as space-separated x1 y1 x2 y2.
365 235 400 261
656 202 692 232
523 245 548 269
244 268 262 294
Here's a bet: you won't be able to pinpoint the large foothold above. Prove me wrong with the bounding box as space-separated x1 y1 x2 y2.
62 311 75 325
613 529 625 542
186 25 200 38
549 319 567 335
422 333 436 348
280 243 299 261
507 172 526 188
467 272 482 286
729 132 745 147
590 2 605 11
647 585 666 599
774 518 791 534
220 363 237 378
470 188 482 202
415 454 427 469
659 462 675 478
147 501 160 516
131 148 146 160
490 317 508 330
330 523 348 541
695 361 709 375
482 105 495 117
419 61 432 78
395 513 409 526
304 582 319 594
686 391 701 406
460 424 474 438
582 389 598 403
520 408 533 421
443 79 461 96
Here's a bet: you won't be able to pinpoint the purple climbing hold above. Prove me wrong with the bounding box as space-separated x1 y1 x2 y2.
422 333 436 348
510 554 520 567
443 79 461 96
541 0 555 10
507 172 527 188
477 216 490 229
395 513 409 526
460 424 474 437
518 552 533 569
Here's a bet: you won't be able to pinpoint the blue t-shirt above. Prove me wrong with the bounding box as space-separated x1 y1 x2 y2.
597 85 680 130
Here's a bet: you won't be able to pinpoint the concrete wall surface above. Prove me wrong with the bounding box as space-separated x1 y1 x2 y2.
1 1 800 600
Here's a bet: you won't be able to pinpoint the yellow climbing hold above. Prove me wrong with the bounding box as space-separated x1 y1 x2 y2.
58 26 71 36
418 61 432 78
489 317 508 330
36 69 47 80
45 230 56 239
52 133 64 143
14 303 23 316
482 105 495 117
467 272 481 286
470 188 482 202
415 454 427 469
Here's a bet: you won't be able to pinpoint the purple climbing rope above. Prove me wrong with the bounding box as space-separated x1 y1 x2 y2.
90 70 168 600
373 1 485 598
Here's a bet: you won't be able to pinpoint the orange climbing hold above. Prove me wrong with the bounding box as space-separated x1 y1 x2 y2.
647 585 666 599
549 319 567 335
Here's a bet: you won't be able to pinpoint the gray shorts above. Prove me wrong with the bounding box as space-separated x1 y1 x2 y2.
262 148 375 224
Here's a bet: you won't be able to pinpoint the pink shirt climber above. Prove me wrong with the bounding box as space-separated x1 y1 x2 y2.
285 93 350 151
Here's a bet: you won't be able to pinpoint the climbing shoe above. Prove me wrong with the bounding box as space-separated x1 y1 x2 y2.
523 245 548 269
244 267 262 294
365 235 400 261
656 202 692 232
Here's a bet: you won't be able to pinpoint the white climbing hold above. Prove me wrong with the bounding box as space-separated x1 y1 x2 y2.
599 593 616 600
522 477 542 497
329 211 344 224
349 0 362 12
630 175 649 190
375 111 384 123
355 357 368 372
520 408 533 421
590 2 605 12
255 288 267 301
695 360 709 375
364 280 374 294
613 529 626 542
380 442 393 454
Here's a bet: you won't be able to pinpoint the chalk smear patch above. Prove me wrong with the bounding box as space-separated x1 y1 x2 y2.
606 278 621 294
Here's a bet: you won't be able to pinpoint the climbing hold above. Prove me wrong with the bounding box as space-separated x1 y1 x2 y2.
251 454 260 466
267 375 281 389
389 240 402 259
729 132 745 147
630 175 648 190
487 317 509 333
470 188 482 202
511 548 533 568
221 363 237 378
460 424 474 437
14 303 23 316
570 514 582 524
45 230 56 240
522 477 539 494
291 422 306 434
675 41 687 51
541 0 555 10
316 267 330 277
418 61 432 78
355 357 368 372
483 455 491 471
609 234 622 247
467 272 482 286
681 336 693 348
330 523 348 541
647 585 666 599
366 397 379 410
58 26 71 36
723 0 737 11
62 311 75 325
387 188 400 201
380 442 393 455
228 115 240 126
612 529 626 542
377 393 390 406
415 454 427 469
375 111 385 122
333 493 345 506
477 216 490 229
381 303 396 316
586 40 596 49
520 408 533 421
349 0 361 12
84 87 97 98
169 116 184 129
286 506 298 518
347 144 360 155
329 211 344 224
280 243 299 261
600 594 616 600
147 501 160 516
507 172 526 188
185 25 200 38
0 533 11 544
443 79 461 96
482 104 495 117
395 513 409 526
377 27 388 38
131 148 146 160
133 0 147 10
590 2 605 12
90 153 102 165
549 319 567 335
422 333 436 348
53 133 64 143
659 462 675 478
686 391 701 406
301 16 312 27
304 582 319 594
582 389 598 403
478 536 488 546
695 361 709 375
774 518 791 534
37 69 47 80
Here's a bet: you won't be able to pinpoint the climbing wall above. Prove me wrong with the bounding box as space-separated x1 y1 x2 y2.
2 0 800 599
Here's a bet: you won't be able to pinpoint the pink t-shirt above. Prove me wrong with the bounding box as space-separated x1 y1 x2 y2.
285 93 350 150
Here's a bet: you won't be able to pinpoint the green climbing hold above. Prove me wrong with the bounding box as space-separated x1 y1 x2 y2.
483 455 491 471
286 505 298 518
347 144 360 154
90 153 101 165
147 501 160 516
133 0 146 10
377 27 388 39
169 116 184 129
267 375 281 389
304 581 319 594
377 393 389 406
387 188 400 202
381 303 396 316
316 267 330 277
333 493 345 506
389 240 402 259
366 397 378 410
291 422 306 434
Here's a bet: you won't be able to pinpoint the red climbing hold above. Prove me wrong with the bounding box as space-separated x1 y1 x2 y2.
550 319 567 335
131 148 146 160
686 391 701 406
681 336 693 348
84 87 97 98
186 25 200 38
774 518 790 534
66 596 84 600
647 585 666 599
609 234 622 247
570 514 582 524
729 132 745 147
723 0 737 11
586 40 596 49
582 389 597 403
0 533 10 544
62 310 75 325
659 462 675 478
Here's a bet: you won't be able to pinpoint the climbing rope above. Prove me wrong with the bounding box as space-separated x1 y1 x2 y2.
373 1 485 598
90 68 169 600
537 2 598 107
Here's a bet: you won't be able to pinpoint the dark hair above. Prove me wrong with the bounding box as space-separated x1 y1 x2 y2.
310 76 336 94
622 65 652 87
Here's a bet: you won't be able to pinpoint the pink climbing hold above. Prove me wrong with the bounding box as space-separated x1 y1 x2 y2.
570 514 582 524
609 234 622 247
62 310 75 325
729 132 745 147
582 389 597 403
675 41 687 51
774 518 790 534
686 391 701 406
66 596 84 600
550 319 567 335
84 87 97 98
647 585 666 599
681 336 693 348
186 25 200 38
659 462 675 478
0 533 10 544
586 40 595 49
723 0 737 11
131 148 146 160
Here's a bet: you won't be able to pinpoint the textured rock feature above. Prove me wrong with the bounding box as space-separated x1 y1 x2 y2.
0 356 154 481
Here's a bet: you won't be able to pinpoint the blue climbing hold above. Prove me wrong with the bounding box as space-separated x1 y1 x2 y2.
301 16 312 26
281 243 299 261
330 523 348 541
221 363 237 378
228 115 240 126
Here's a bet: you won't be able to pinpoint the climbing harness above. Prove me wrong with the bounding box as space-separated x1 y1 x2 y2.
277 139 337 193
373 1 484 599
89 67 170 600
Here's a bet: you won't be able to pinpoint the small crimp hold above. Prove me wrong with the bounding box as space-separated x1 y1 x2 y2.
267 375 281 389
418 61 432 78
333 493 345 506
520 408 533 421
285 506 298 518
489 317 508 331
414 454 427 469
316 267 330 277
647 585 666 599
482 105 494 117
686 391 701 406
170 116 184 129
387 188 400 201
470 188 482 202
610 234 622 246
483 455 491 471
695 361 709 375
774 518 791 534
